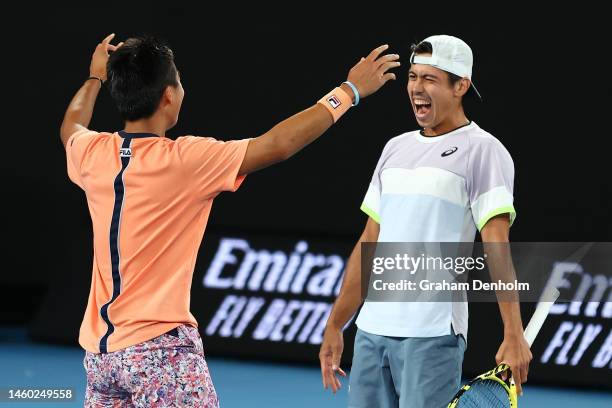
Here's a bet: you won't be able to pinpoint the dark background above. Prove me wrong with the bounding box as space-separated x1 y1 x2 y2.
1 5 610 388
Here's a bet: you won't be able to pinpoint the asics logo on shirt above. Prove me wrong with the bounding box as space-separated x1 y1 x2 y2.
441 147 458 157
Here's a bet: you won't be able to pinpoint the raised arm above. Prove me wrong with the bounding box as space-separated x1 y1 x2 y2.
60 34 122 147
238 45 400 175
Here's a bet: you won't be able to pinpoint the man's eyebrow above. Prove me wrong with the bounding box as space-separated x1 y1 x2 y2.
408 70 440 79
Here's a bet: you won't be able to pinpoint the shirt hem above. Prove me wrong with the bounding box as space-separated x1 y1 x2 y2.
80 322 198 354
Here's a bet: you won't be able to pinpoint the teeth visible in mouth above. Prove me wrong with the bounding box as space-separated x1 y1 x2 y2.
415 100 431 116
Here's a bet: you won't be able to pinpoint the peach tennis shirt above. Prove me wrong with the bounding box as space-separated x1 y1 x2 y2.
65 129 249 353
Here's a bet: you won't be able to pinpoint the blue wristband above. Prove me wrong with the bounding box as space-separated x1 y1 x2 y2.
342 81 360 106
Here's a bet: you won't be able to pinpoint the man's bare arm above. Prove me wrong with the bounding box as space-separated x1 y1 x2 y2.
319 216 380 393
60 34 122 147
60 80 101 147
238 45 400 175
327 217 380 330
481 214 532 396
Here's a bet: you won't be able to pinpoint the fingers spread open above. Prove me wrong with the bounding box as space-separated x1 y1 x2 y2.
377 61 401 75
376 53 400 66
366 44 389 62
381 72 397 83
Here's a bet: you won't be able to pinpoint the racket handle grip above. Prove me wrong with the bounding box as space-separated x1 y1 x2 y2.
524 287 560 347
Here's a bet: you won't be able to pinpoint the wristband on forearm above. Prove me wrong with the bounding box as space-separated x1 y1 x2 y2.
317 86 352 123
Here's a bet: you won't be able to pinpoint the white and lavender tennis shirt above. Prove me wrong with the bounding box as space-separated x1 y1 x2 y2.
356 121 516 339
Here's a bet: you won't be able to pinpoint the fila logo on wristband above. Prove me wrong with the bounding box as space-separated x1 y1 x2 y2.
318 87 351 123
327 95 342 109
120 148 132 157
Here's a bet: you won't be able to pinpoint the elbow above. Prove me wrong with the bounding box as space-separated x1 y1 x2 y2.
59 122 68 142
59 120 73 146
60 112 74 139
60 120 67 136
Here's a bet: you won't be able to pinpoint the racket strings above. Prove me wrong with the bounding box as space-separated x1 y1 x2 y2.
454 379 510 408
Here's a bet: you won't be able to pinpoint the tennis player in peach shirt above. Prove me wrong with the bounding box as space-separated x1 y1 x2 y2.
60 33 400 407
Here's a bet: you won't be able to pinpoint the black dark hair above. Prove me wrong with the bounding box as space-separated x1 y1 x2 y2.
107 36 179 121
410 41 462 86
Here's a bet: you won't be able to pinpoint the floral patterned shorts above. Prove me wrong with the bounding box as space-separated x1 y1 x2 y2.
84 325 218 407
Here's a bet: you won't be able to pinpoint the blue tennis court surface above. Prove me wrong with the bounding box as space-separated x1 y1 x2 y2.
1 327 610 407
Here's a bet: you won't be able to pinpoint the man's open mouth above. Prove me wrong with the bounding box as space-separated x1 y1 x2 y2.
414 99 432 118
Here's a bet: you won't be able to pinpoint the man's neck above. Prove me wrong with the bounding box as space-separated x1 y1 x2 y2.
123 118 166 137
423 110 470 137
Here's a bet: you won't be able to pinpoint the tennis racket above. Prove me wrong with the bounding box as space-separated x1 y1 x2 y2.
447 287 560 408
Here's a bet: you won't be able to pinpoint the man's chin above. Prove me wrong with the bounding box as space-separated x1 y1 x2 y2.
415 117 430 128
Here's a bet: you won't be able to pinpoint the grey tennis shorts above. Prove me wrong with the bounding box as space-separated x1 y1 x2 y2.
348 327 466 408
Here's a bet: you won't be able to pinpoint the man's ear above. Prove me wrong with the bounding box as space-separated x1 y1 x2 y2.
161 86 173 107
455 78 471 98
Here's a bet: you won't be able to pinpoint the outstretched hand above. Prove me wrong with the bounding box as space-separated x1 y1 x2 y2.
90 33 123 82
346 44 400 99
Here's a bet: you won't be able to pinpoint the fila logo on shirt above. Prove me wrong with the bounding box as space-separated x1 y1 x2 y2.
327 95 341 109
119 148 132 158
441 146 458 157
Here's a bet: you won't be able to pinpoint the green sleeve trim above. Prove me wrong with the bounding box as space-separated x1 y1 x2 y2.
360 203 381 224
477 205 516 231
